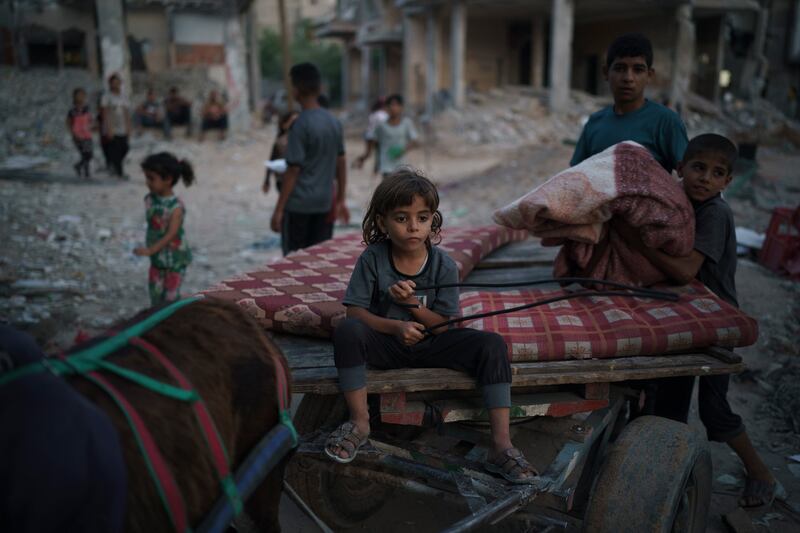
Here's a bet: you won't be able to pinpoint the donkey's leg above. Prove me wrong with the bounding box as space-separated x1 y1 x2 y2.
246 458 288 533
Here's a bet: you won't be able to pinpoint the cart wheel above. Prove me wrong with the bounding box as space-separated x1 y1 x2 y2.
583 415 711 533
287 393 393 529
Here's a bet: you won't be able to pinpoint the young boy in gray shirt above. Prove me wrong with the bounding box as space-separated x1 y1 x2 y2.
614 134 782 508
270 62 349 255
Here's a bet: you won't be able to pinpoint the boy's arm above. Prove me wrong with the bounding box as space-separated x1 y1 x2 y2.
270 165 299 232
335 154 350 223
354 141 375 168
613 219 704 284
389 280 451 335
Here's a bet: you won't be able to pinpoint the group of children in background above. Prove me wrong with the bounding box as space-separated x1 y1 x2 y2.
66 77 227 180
76 34 781 506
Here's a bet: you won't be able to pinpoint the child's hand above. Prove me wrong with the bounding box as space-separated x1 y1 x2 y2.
351 156 365 170
395 321 425 346
336 201 350 224
389 280 417 305
133 247 151 256
262 181 270 194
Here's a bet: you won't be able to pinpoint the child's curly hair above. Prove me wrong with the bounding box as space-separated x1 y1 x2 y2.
362 168 443 245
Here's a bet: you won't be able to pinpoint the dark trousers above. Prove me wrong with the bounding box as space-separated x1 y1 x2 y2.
73 138 93 171
281 210 333 255
333 317 511 386
167 107 192 134
136 114 171 138
106 135 129 177
654 374 745 442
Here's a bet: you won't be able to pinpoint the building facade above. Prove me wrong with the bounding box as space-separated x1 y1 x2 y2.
0 0 259 129
319 0 800 119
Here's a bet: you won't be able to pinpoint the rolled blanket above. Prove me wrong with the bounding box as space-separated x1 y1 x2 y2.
493 141 694 286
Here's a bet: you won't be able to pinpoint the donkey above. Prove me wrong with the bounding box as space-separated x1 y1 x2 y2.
1 299 291 533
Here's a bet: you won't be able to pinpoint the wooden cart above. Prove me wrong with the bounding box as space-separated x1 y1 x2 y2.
276 240 745 532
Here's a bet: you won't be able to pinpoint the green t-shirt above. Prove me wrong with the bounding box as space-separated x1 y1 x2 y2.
570 100 688 173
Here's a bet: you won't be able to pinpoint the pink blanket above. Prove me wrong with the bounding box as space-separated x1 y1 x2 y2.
493 142 694 286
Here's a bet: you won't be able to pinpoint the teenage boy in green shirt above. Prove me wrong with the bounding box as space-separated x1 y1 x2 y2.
571 33 688 173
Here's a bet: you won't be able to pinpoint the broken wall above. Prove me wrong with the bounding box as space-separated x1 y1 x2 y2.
127 8 170 73
763 0 800 119
0 3 98 74
465 16 509 93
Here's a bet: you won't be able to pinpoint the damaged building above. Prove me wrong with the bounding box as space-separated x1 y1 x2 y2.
0 0 260 130
320 0 800 121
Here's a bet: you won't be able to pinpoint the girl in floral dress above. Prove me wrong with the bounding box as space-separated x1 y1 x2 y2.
134 152 195 306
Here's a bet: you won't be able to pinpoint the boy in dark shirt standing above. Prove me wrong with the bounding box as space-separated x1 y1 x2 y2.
270 63 349 255
571 33 688 173
615 134 783 508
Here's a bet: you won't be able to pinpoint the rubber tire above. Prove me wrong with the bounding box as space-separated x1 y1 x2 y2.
287 393 393 529
583 415 712 533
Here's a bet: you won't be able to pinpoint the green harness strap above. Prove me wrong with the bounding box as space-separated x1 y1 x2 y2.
0 297 200 387
0 295 288 523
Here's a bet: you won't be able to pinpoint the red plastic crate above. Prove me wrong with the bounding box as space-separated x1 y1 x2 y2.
758 206 800 279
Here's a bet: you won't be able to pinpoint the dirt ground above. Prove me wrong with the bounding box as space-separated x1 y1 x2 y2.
2 125 799 532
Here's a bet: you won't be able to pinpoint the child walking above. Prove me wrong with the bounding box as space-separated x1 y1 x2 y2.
325 170 537 484
66 88 94 178
134 152 194 306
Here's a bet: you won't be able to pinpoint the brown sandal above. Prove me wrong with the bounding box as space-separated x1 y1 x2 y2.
485 448 538 484
324 421 369 464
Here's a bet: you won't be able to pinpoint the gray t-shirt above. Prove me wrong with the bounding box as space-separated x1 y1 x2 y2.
693 194 738 307
375 117 418 175
285 108 345 213
342 241 461 321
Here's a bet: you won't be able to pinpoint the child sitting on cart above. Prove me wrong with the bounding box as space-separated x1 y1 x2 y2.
614 134 784 507
324 169 537 484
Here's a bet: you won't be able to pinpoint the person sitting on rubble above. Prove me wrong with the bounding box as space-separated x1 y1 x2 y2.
199 90 228 142
134 88 170 139
354 94 418 179
324 170 538 484
570 32 688 174
164 87 192 137
613 134 785 508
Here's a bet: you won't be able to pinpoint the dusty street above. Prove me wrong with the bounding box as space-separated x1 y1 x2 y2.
2 123 799 532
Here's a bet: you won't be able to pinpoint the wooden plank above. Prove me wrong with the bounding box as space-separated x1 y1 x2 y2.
583 382 609 400
291 353 743 394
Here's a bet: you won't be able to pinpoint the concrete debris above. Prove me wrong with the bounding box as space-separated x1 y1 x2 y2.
430 86 607 152
684 90 800 150
722 508 757 533
753 512 784 527
11 279 82 295
717 473 740 486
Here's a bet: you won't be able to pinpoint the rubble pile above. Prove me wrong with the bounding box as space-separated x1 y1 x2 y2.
683 91 800 148
432 86 609 151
